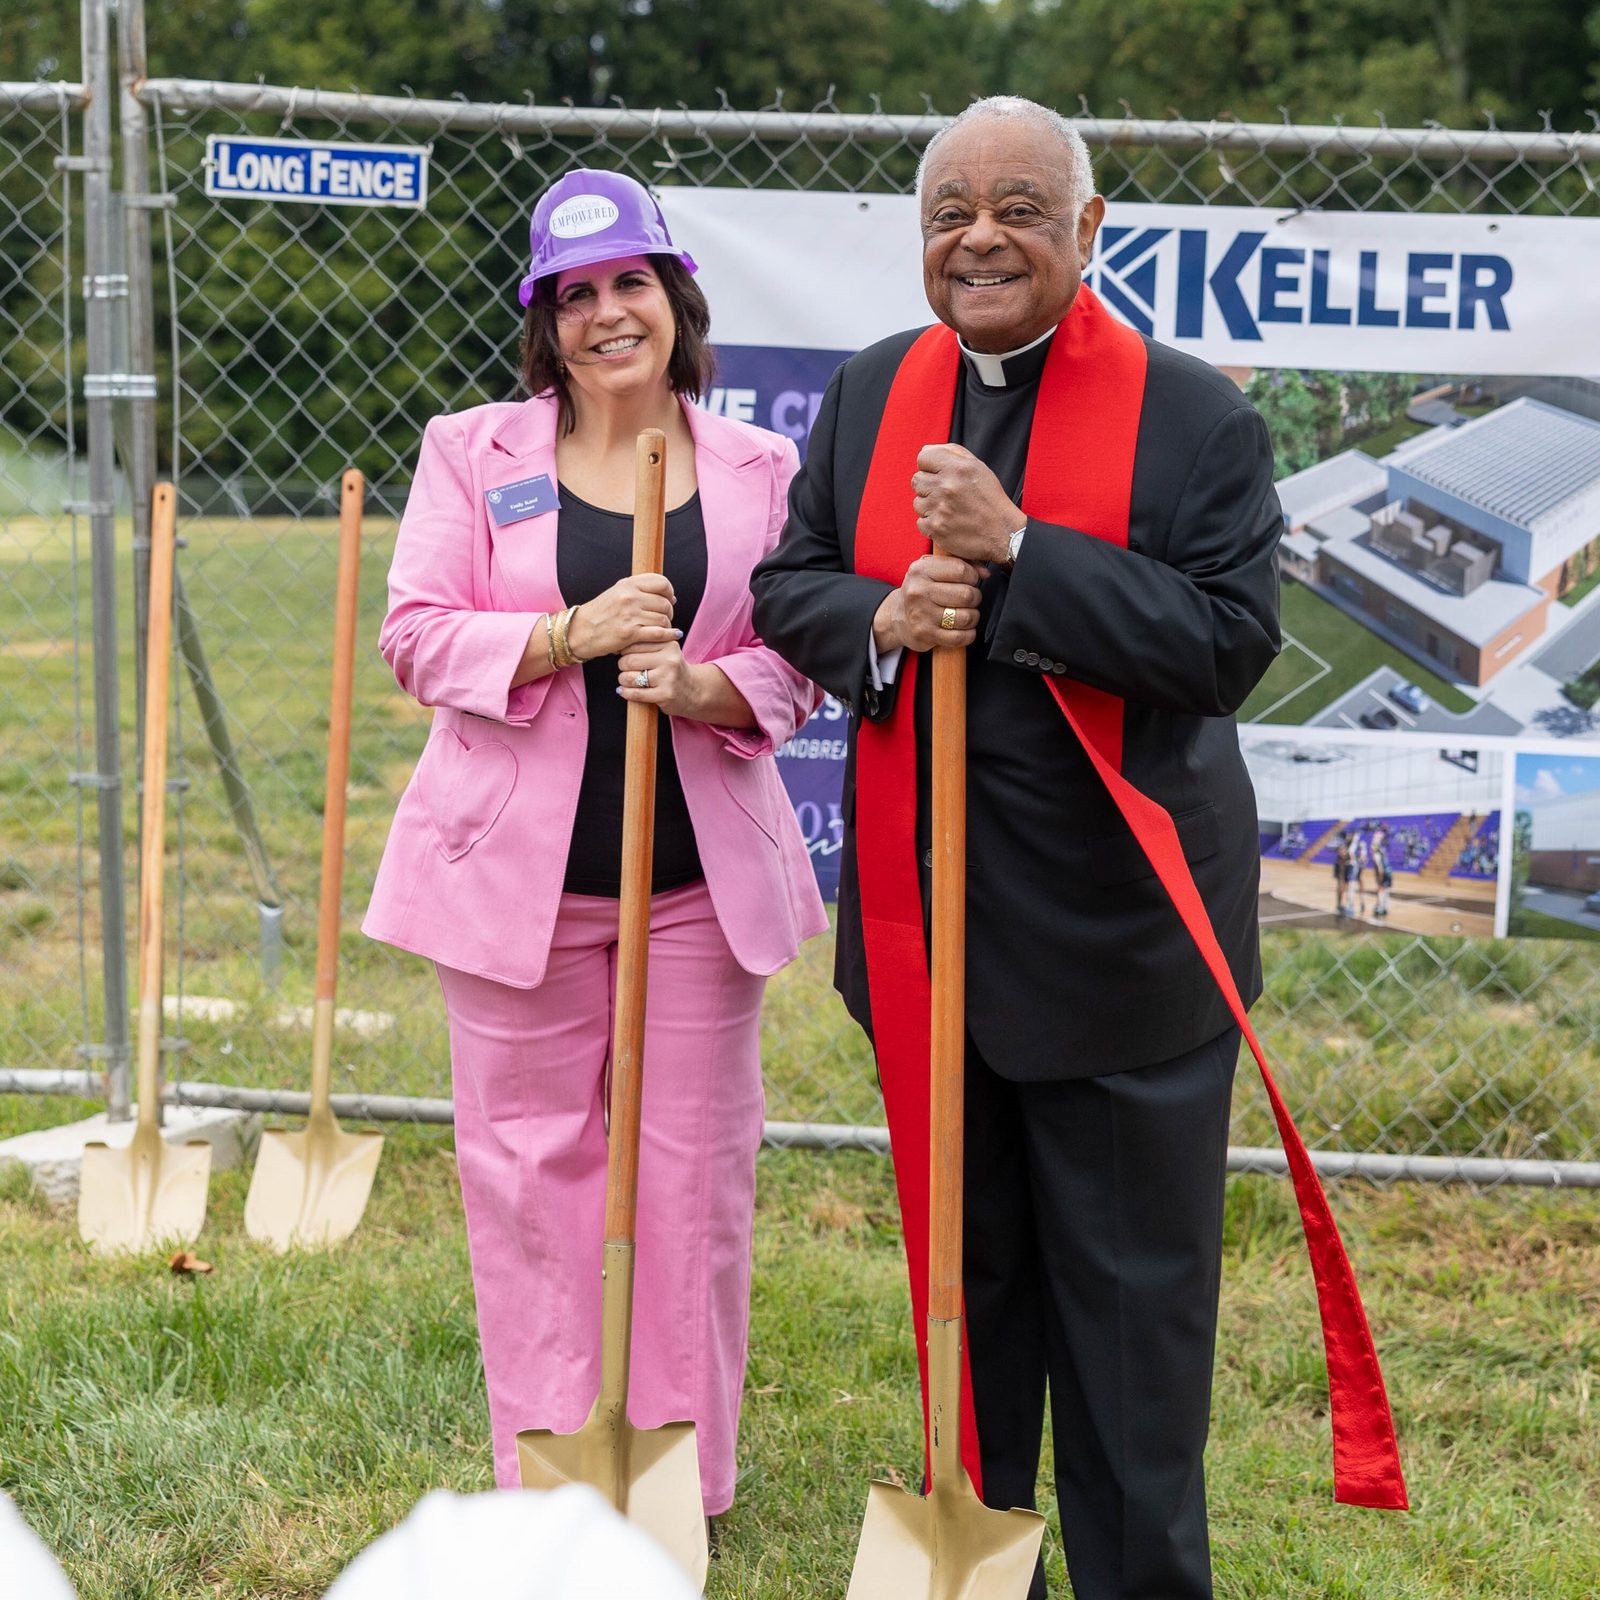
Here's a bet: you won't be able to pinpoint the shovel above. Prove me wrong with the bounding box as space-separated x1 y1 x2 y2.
79 484 213 1251
245 469 384 1251
517 430 708 1587
846 588 1046 1600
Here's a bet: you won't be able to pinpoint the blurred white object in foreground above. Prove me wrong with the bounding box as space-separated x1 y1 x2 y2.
326 1484 703 1599
0 1494 77 1600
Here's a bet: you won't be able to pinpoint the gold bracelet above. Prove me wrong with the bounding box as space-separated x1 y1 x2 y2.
551 603 580 669
563 604 583 664
542 610 557 666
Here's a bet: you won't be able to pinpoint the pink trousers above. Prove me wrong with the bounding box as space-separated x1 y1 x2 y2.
436 879 766 1513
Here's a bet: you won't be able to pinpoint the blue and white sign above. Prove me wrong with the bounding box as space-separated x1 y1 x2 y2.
774 695 851 901
484 473 560 527
658 185 1600 901
659 188 1600 377
205 135 430 210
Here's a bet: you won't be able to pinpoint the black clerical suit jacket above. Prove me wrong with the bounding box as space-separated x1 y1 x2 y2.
749 323 1282 1081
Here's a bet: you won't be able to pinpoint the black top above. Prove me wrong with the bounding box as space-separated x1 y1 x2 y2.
557 487 708 896
911 339 1050 868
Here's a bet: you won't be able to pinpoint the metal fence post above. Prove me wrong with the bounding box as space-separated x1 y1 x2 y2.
116 0 160 771
116 0 287 987
77 0 133 1120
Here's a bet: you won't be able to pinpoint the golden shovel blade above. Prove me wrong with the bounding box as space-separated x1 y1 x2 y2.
518 1238 709 1584
518 1409 708 1588
78 1124 212 1255
847 1319 1045 1600
243 1116 384 1252
845 1466 1046 1600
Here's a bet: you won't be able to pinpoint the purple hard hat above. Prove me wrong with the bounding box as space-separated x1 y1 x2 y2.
517 169 697 307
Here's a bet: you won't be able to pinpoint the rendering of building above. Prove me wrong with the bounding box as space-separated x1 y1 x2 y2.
1524 785 1600 895
1242 735 1502 938
1483 374 1600 427
1276 398 1600 685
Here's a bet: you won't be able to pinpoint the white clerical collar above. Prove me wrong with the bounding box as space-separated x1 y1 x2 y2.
958 324 1059 389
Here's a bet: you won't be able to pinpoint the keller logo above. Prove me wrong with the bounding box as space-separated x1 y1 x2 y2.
1086 226 1514 344
1089 227 1169 334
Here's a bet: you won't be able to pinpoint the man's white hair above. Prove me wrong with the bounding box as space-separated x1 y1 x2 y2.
915 95 1096 218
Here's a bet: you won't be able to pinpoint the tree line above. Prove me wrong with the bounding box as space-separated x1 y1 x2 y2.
2 1 1594 497
7 0 1597 133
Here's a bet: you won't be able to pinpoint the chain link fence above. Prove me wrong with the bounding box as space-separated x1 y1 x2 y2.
5 33 1600 1179
0 81 107 1100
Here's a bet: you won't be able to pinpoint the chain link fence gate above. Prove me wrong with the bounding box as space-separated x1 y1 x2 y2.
5 1 1600 1182
0 75 137 1118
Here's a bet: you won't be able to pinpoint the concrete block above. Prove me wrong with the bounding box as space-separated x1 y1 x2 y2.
0 1105 261 1210
162 994 396 1037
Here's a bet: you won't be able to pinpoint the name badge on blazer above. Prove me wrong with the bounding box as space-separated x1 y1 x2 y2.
484 473 559 526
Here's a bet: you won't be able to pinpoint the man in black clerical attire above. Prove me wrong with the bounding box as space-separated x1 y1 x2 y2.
751 97 1284 1599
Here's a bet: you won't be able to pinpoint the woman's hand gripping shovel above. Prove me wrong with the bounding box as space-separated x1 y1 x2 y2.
79 485 213 1251
245 471 384 1250
517 431 709 1588
846 564 1046 1600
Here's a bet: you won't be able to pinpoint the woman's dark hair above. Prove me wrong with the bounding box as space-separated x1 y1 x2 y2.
518 254 715 435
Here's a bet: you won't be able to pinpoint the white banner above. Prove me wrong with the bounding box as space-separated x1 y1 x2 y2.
658 187 1600 939
658 188 1600 376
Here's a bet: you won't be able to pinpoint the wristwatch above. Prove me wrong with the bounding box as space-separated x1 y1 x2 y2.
1004 524 1027 568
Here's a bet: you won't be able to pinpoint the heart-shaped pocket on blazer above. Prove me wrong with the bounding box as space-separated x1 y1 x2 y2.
416 728 518 862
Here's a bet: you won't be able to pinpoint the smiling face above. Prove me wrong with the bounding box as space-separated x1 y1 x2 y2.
920 117 1105 353
551 253 676 407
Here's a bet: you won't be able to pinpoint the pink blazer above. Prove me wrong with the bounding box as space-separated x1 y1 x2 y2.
363 394 828 986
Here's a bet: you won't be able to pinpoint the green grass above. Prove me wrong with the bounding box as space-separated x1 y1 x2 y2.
8 509 1597 1163
0 1094 100 1140
1242 579 1477 724
1560 662 1600 709
1559 565 1600 609
3 1138 1599 1597
1351 415 1432 460
0 434 106 519
1507 908 1600 943
1 509 448 1096
7 509 1600 1595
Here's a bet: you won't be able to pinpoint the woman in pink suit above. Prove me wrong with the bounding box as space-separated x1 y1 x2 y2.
364 170 827 1516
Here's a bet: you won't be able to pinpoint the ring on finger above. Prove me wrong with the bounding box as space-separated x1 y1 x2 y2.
635 670 651 688
939 606 959 631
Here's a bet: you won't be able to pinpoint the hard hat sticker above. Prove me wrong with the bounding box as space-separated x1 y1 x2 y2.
550 196 621 238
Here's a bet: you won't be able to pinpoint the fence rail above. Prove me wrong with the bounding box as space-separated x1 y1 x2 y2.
136 77 1600 164
0 82 87 111
5 0 1600 1185
9 1065 1597 1188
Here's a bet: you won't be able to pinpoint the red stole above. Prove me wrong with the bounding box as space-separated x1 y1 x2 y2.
854 287 1408 1512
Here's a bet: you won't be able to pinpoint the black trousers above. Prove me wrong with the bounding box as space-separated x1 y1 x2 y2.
962 1028 1239 1600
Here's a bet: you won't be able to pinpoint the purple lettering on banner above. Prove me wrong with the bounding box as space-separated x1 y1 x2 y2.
705 345 854 458
702 352 855 896
703 348 853 893
775 694 850 900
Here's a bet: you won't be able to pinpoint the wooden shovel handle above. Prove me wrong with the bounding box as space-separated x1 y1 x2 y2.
307 470 363 1116
134 485 178 1126
603 430 668 1243
928 553 967 1323
316 471 363 1005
